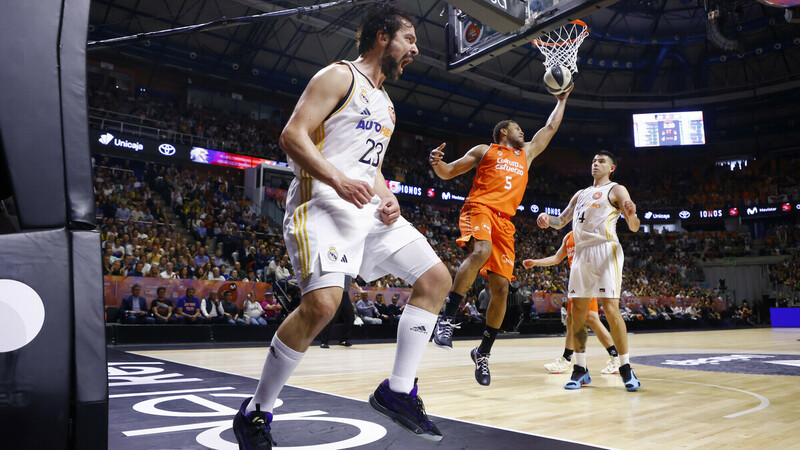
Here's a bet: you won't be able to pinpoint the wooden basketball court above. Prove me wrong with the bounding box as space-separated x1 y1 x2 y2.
129 328 800 448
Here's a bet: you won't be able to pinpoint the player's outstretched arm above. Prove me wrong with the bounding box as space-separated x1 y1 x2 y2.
537 191 579 230
280 64 374 208
610 184 640 232
429 143 488 180
523 84 573 166
523 237 568 268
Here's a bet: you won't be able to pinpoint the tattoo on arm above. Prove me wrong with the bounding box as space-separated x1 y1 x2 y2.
548 201 575 229
574 325 588 352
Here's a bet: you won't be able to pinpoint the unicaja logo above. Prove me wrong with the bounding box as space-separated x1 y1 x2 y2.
644 211 653 219
158 143 176 156
99 133 114 145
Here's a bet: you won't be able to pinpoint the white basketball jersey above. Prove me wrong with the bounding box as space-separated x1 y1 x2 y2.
288 60 395 194
572 182 620 248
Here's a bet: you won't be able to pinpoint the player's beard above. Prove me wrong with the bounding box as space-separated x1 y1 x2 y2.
380 51 402 81
508 135 525 149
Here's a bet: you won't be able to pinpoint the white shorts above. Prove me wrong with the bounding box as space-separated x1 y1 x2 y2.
568 241 624 299
283 179 440 294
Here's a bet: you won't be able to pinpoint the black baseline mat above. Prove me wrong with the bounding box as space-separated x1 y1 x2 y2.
108 349 599 449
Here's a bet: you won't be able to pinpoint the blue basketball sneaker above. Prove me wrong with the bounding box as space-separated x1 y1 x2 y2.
369 378 443 442
232 397 276 450
564 365 591 389
619 364 642 392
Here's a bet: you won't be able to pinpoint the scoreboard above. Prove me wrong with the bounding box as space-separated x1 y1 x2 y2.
633 111 706 147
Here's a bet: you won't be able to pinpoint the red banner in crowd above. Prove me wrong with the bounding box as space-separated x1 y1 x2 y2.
104 276 273 308
531 292 726 313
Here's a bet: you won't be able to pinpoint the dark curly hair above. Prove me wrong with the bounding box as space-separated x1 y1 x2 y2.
356 4 415 54
492 120 517 144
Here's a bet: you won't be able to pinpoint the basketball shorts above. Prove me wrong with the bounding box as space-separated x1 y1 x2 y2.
284 180 439 295
568 241 624 299
567 298 599 314
456 202 516 281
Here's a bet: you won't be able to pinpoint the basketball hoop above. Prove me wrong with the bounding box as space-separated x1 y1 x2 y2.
531 19 589 74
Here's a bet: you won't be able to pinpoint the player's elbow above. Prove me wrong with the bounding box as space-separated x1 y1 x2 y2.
279 128 300 156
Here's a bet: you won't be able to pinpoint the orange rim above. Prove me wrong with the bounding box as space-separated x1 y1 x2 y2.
531 19 589 47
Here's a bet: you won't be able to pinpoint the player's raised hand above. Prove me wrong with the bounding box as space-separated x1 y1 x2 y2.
537 213 551 229
377 196 401 226
554 83 574 100
332 175 374 208
428 143 446 166
522 259 537 269
622 199 637 217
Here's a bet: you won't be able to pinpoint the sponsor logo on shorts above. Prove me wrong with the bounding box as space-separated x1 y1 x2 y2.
632 353 800 376
500 254 513 265
327 246 338 262
569 290 575 294
599 288 606 293
482 223 491 232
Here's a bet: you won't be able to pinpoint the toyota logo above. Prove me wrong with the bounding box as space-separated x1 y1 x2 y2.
530 204 539 213
158 143 176 156
678 210 690 219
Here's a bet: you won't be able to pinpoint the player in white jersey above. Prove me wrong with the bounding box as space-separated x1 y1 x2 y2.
536 150 642 392
233 6 451 448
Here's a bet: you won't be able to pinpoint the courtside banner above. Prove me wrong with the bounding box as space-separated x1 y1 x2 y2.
530 292 725 314
103 276 273 308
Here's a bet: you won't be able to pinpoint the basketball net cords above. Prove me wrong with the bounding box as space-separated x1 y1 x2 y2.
533 22 588 74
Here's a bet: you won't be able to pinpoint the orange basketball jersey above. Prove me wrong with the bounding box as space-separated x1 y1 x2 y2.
565 231 575 267
465 144 528 217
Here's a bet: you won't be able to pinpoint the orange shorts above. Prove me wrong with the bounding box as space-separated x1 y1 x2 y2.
457 202 516 281
568 298 599 314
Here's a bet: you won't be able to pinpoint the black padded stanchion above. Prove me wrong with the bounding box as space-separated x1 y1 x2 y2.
0 0 106 447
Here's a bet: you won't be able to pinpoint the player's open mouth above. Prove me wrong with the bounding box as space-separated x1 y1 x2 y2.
399 57 413 74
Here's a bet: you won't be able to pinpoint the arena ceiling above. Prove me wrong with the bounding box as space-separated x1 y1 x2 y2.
88 0 800 148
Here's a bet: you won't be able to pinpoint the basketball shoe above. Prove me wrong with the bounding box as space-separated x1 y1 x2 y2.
369 378 442 441
432 316 460 350
232 397 276 450
544 356 572 374
600 356 620 374
564 365 591 390
470 347 491 386
619 364 642 392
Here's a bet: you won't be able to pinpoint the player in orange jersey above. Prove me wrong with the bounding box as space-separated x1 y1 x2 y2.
429 85 572 385
522 231 620 376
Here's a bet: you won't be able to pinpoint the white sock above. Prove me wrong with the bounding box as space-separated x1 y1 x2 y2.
575 352 587 369
247 335 303 414
389 304 438 394
620 353 630 366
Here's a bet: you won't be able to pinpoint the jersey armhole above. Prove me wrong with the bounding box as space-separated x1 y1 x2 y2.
325 62 355 122
607 183 620 210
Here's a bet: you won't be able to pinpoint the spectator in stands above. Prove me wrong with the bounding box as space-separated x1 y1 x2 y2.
221 290 246 324
477 280 491 315
160 262 178 279
375 293 397 324
176 287 206 324
194 247 210 266
109 260 125 276
119 284 155 324
241 292 267 325
387 293 405 319
127 262 145 277
462 298 485 323
255 247 270 275
260 293 284 324
208 267 225 281
201 290 228 324
356 293 383 325
150 287 182 324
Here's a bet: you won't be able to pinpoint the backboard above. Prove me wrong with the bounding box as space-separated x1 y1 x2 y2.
445 0 621 73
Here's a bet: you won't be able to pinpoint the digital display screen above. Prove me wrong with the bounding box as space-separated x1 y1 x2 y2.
633 111 706 147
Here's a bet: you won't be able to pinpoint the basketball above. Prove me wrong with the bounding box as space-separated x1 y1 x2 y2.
543 64 573 95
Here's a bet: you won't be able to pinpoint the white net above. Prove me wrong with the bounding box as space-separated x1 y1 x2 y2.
532 20 589 74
